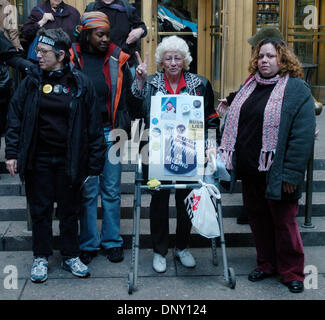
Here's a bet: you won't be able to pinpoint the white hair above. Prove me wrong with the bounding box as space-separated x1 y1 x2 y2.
155 35 192 71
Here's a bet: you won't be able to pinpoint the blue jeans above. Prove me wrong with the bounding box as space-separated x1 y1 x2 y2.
79 126 123 251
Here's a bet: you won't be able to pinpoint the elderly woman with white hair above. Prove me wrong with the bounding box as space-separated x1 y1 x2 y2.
130 35 220 273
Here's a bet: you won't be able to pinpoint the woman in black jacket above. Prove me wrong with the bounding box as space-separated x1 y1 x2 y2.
21 0 80 43
5 28 106 283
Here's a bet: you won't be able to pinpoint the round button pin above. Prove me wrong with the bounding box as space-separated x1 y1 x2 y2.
43 84 53 94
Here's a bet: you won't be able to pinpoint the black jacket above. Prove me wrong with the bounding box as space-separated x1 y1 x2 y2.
5 65 106 184
71 42 134 135
0 30 34 72
21 1 80 43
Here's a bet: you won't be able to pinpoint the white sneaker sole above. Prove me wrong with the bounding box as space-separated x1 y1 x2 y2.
152 265 167 273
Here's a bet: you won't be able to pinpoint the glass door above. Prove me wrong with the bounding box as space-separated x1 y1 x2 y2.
142 0 212 79
255 0 282 32
156 0 198 73
285 0 325 102
210 0 224 98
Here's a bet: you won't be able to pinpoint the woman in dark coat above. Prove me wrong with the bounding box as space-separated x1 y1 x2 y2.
21 0 80 43
71 11 133 265
5 28 106 283
218 38 316 293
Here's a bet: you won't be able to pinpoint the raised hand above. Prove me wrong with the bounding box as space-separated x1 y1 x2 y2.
135 51 148 89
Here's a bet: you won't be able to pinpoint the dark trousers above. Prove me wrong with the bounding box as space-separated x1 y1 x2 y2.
25 152 81 258
241 175 305 283
150 188 192 256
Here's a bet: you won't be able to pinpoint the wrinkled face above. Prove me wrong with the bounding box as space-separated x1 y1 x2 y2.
162 50 184 78
50 0 63 9
257 43 280 78
89 27 110 53
36 43 64 71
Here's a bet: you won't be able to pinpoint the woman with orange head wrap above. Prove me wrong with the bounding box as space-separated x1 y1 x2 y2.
71 11 133 265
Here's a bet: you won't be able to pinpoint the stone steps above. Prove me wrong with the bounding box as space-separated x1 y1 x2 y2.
1 135 325 251
0 191 325 221
2 217 325 251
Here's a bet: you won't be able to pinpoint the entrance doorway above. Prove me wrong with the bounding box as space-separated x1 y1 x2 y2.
284 0 325 102
141 0 221 82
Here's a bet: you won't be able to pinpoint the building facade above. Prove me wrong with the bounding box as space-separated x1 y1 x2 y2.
8 0 325 102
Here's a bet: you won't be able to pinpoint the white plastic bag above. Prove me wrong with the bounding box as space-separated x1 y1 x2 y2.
184 182 221 238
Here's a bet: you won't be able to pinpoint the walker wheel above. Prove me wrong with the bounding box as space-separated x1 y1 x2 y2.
228 267 236 289
128 272 134 294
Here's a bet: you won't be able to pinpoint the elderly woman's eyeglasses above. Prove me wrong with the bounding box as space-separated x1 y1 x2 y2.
34 47 54 56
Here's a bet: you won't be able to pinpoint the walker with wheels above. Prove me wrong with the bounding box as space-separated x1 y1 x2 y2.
127 153 236 294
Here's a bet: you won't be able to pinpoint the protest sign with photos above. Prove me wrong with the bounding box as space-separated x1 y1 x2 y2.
149 94 205 182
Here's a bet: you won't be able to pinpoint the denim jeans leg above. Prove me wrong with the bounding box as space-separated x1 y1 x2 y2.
100 127 123 249
79 176 101 251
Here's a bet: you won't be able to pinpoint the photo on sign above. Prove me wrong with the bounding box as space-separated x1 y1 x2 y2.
161 97 177 120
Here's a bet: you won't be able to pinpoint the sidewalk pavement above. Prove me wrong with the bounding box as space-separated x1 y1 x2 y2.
0 246 324 300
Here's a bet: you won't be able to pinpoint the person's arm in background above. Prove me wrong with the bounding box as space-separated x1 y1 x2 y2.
125 6 147 45
5 77 28 176
0 30 36 72
21 6 53 42
1 2 23 50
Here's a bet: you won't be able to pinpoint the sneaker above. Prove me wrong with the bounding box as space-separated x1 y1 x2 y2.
80 251 97 265
152 253 167 273
31 257 48 283
61 257 90 278
106 247 124 263
174 248 196 268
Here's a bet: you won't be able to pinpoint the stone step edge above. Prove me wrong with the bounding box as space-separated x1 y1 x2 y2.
1 217 325 251
1 159 325 173
1 204 325 222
